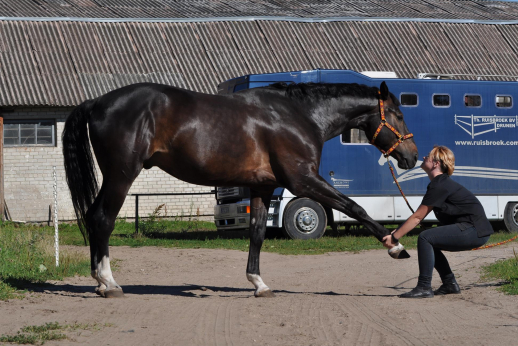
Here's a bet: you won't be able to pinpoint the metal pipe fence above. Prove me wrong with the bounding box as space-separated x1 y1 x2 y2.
128 190 216 234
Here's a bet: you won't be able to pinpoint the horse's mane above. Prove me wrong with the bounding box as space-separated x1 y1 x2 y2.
267 82 399 105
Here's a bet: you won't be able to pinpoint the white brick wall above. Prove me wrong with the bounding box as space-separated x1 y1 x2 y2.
3 107 216 222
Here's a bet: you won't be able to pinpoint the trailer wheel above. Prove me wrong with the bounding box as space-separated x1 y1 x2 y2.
503 202 518 233
282 198 327 240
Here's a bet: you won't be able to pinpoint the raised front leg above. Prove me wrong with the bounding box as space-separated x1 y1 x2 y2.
287 173 410 259
246 189 275 297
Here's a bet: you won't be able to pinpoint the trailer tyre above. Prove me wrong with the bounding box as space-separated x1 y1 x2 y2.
282 198 327 240
503 202 518 233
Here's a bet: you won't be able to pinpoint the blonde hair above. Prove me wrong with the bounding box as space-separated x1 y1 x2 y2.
429 145 455 176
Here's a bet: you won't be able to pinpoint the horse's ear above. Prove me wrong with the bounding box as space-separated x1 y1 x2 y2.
380 82 389 101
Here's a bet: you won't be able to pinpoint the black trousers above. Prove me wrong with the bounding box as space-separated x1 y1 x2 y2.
416 224 490 288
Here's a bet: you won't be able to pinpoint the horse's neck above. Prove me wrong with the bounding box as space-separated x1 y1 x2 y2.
310 97 377 142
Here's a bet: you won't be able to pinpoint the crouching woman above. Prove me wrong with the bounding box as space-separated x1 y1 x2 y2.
383 145 493 298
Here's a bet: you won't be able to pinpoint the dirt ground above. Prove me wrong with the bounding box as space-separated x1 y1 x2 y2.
1 243 517 346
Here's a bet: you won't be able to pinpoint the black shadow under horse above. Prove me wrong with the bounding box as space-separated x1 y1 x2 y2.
63 81 418 298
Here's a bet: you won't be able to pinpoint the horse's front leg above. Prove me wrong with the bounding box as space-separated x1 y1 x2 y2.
288 173 409 258
246 189 275 297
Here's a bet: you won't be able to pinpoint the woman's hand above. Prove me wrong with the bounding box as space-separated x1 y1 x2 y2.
382 205 433 250
382 234 397 249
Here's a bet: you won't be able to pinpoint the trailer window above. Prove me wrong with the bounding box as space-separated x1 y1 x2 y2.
464 95 481 107
400 93 418 106
341 129 369 144
496 95 512 108
433 94 450 107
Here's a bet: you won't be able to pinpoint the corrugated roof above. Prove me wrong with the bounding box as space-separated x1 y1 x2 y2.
1 17 518 106
442 23 505 80
257 21 313 72
349 21 411 78
194 22 250 82
497 24 518 60
25 21 85 105
2 0 518 20
290 22 344 70
380 21 440 79
60 21 117 98
412 22 472 78
95 22 150 88
126 22 187 88
160 22 220 93
472 24 518 78
323 22 377 73
226 21 282 74
0 21 48 106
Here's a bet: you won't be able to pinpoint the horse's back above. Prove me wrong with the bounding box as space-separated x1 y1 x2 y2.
86 82 319 188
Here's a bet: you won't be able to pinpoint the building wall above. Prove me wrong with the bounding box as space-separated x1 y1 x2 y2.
2 107 215 223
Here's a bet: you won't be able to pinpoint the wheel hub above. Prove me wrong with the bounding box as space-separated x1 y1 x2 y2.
294 207 319 233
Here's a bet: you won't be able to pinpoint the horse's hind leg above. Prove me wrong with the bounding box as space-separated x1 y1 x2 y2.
246 188 275 298
88 176 136 298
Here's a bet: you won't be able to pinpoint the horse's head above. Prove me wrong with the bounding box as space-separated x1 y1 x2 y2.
365 82 418 169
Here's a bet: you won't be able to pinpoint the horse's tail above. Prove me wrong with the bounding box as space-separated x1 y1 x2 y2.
62 99 98 244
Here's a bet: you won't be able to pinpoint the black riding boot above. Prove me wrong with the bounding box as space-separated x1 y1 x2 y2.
399 286 434 298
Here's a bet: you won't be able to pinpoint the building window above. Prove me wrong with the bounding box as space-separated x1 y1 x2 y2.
3 120 56 146
433 94 450 107
341 129 369 144
496 95 512 108
400 93 418 106
464 95 481 107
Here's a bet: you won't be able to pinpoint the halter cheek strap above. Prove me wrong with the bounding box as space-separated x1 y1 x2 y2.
371 91 414 157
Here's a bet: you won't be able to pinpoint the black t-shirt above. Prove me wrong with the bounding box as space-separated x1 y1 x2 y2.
421 174 494 237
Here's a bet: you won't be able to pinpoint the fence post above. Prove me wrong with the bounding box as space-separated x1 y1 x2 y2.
53 166 59 267
135 194 139 234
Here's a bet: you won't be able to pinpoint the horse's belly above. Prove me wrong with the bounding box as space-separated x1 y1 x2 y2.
147 151 277 187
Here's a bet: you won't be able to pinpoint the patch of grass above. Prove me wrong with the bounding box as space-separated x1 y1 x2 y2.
482 248 518 295
0 280 25 301
0 222 90 301
35 219 517 256
0 322 112 345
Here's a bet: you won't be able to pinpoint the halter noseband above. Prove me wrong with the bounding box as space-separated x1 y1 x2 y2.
371 90 414 157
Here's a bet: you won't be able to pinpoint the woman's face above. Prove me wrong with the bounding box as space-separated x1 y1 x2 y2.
420 154 435 173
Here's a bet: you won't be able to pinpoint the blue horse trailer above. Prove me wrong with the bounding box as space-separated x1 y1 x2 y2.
214 69 518 238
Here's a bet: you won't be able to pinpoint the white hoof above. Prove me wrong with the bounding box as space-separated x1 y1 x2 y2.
388 243 411 259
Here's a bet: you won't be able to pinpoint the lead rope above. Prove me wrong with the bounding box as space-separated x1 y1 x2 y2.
386 157 518 250
386 157 415 214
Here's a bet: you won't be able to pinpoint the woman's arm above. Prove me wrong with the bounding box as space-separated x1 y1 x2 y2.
382 204 433 248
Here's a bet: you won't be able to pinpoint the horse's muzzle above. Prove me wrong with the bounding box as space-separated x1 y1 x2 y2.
396 151 418 170
401 153 418 169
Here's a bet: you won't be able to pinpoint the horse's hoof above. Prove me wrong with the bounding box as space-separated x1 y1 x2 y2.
103 288 125 298
388 243 411 259
397 250 411 259
95 289 104 296
255 289 275 298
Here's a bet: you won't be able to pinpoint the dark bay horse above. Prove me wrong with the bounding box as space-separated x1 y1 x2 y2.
62 81 418 298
